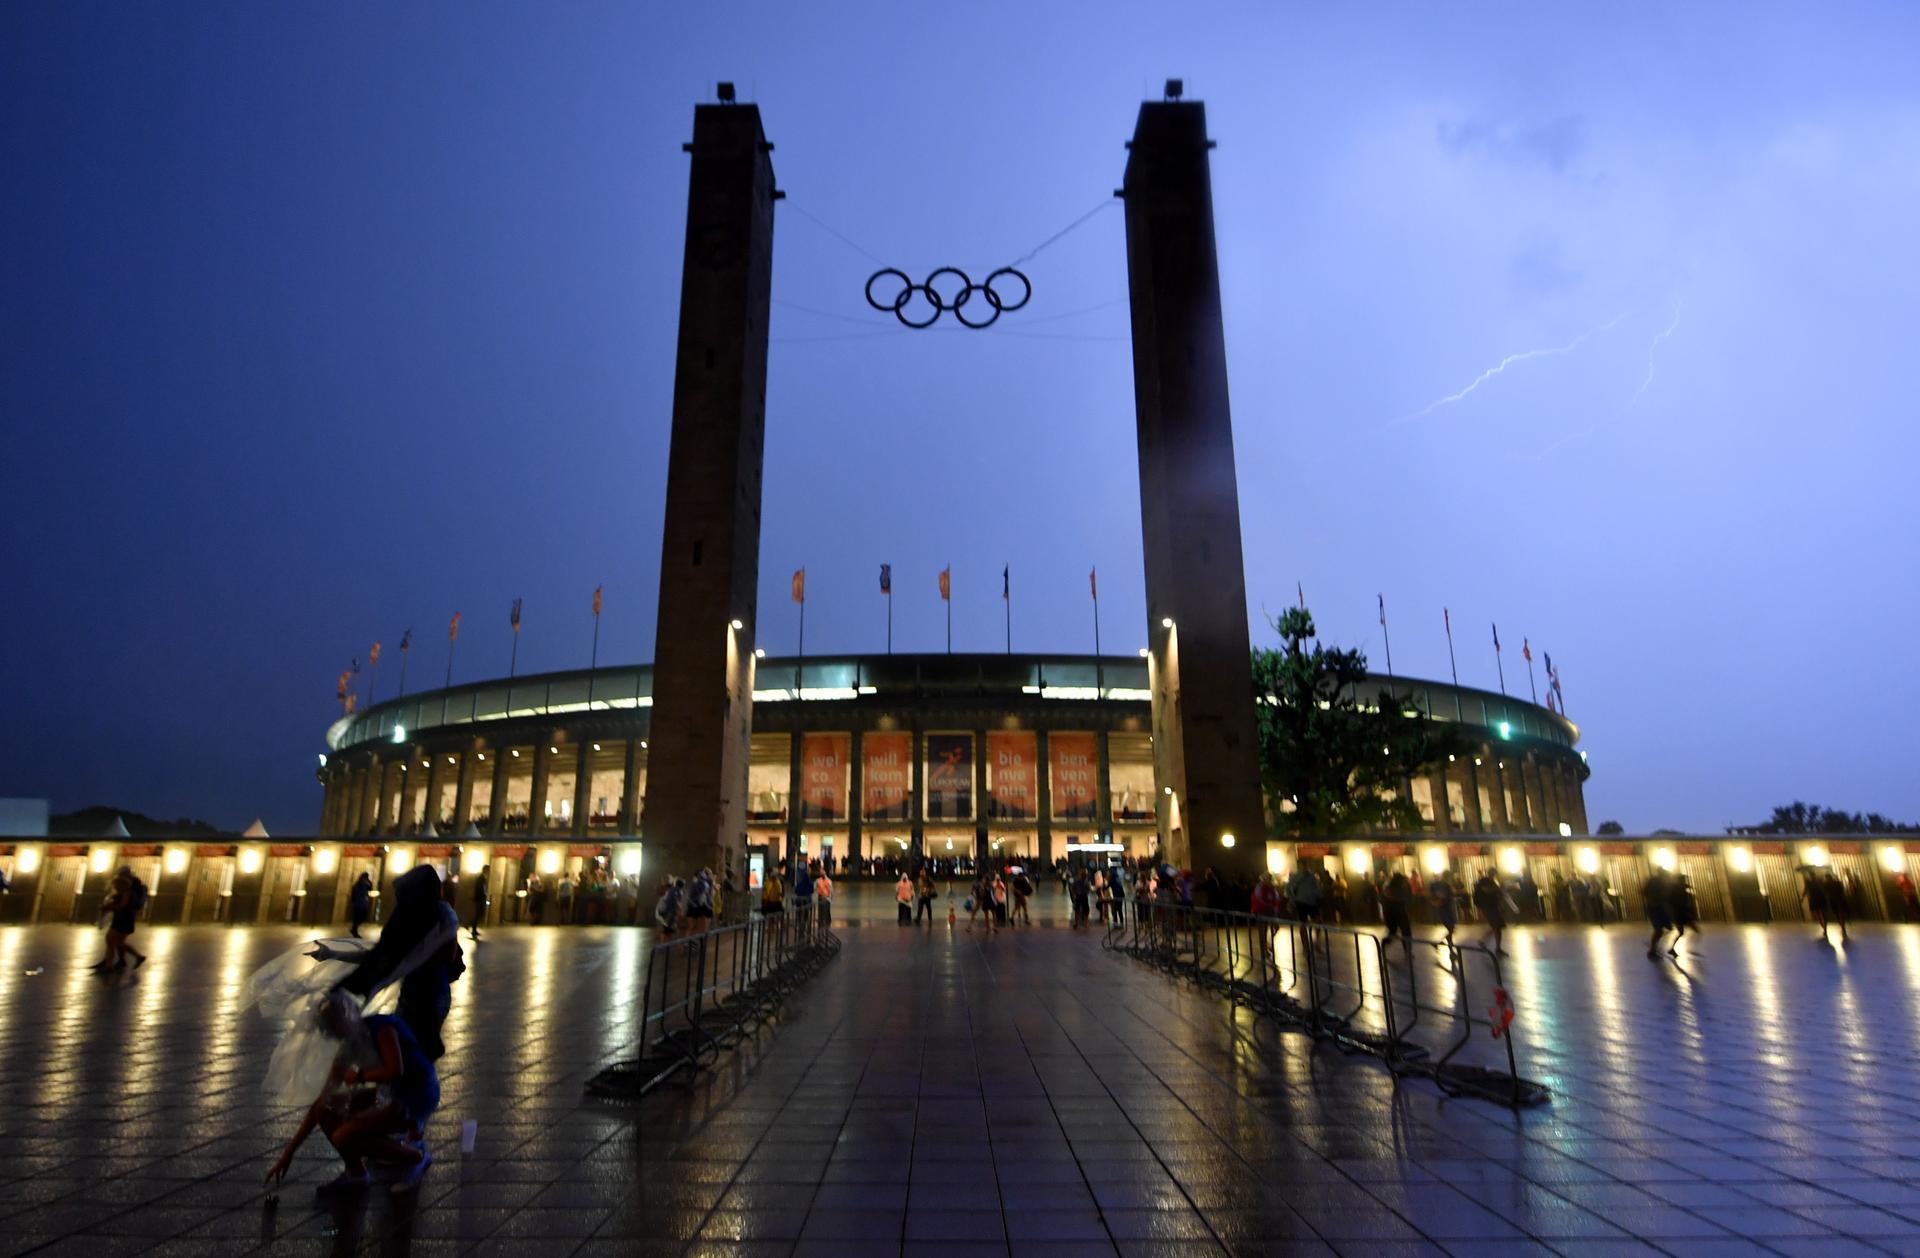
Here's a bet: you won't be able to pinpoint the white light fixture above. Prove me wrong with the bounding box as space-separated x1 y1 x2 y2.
640 740 648 749
511 749 520 758
1805 845 1829 868
549 746 558 754
90 847 114 874
592 743 601 752
239 848 263 875
448 756 457 765
755 647 766 659
387 847 413 874
17 846 40 874
1137 647 1149 657
1576 846 1599 874
1164 786 1174 796
1498 846 1524 876
1498 721 1512 739
1557 822 1573 837
1346 848 1372 875
1880 845 1904 875
1652 846 1676 872
392 725 407 743
164 847 188 875
539 847 561 874
312 846 338 875
1728 846 1753 874
1474 758 1483 767
730 619 744 630
617 846 642 876
461 847 486 875
1447 754 1456 763
1220 832 1236 848
1161 617 1174 629
317 753 328 768
477 753 486 762
1422 846 1447 875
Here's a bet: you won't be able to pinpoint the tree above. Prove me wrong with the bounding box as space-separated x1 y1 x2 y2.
1252 606 1471 837
1596 821 1625 835
1749 800 1916 835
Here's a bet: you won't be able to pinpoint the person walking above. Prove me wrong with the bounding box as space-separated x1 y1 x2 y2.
990 871 1008 930
91 867 148 972
966 870 990 933
1107 863 1128 928
896 871 914 925
915 868 937 924
1382 870 1415 947
525 871 546 925
1286 865 1322 923
1472 870 1510 956
1011 866 1034 926
760 862 786 916
349 872 374 938
468 871 489 941
686 867 716 934
815 863 835 929
1823 868 1851 943
1667 871 1699 956
1426 872 1458 945
1801 866 1832 941
555 871 575 925
655 877 683 936
1069 867 1092 928
1643 867 1675 959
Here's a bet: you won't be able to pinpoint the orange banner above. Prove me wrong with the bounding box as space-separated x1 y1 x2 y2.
1049 732 1098 820
988 732 1038 820
801 733 849 822
862 732 911 821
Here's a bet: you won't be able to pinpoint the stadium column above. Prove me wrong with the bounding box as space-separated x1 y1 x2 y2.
910 725 925 863
421 753 445 833
1566 761 1590 834
1095 729 1114 850
617 738 641 834
641 100 776 887
528 743 552 837
485 752 508 838
355 761 377 836
1121 97 1267 880
373 760 395 835
973 727 989 867
1458 759 1484 833
571 744 592 838
847 729 863 867
785 728 802 870
1035 729 1053 870
1487 751 1512 831
452 744 477 833
1429 768 1454 836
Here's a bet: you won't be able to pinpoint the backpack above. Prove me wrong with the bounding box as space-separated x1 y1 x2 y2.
128 877 150 911
1014 874 1034 897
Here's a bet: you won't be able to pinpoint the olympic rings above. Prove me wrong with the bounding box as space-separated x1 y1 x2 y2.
864 266 1033 329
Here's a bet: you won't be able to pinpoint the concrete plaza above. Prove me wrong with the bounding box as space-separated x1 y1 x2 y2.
4 888 1920 1257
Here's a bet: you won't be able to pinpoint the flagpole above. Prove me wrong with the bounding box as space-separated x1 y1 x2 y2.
887 588 892 654
1493 623 1506 696
397 643 410 699
588 604 600 709
1525 642 1539 704
1090 568 1102 699
1444 608 1462 721
1378 594 1394 679
1004 566 1011 654
945 565 952 654
797 586 805 695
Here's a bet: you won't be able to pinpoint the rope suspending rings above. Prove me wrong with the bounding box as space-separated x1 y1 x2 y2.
865 266 1033 330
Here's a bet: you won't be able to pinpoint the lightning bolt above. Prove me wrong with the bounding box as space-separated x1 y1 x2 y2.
1629 300 1683 407
1396 313 1627 425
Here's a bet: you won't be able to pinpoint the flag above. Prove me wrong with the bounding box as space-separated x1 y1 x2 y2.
1002 566 1009 601
345 693 358 714
939 567 951 601
1443 607 1451 634
369 641 381 666
1523 637 1532 663
1492 623 1501 652
791 568 805 603
1089 567 1097 599
592 585 603 617
351 656 360 676
510 597 522 632
336 670 350 701
879 563 891 595
1377 594 1386 627
449 612 460 641
400 628 412 653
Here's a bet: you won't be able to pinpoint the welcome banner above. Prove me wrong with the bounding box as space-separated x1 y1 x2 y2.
800 733 849 821
862 732 912 820
1049 732 1098 820
925 733 973 821
988 731 1038 820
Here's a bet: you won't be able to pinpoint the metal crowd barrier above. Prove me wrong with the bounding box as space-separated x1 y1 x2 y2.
585 905 840 1099
1105 901 1548 1108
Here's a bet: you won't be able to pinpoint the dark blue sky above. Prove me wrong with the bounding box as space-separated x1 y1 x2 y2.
5 3 1916 834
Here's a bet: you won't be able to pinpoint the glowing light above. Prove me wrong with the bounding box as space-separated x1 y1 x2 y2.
1345 848 1371 875
387 847 413 874
1499 846 1524 876
755 647 766 659
1137 647 1149 657
238 848 263 875
1576 846 1599 874
640 740 648 749
1498 721 1512 739
1422 846 1447 875
1652 846 1675 871
1220 832 1236 849
1882 845 1905 875
447 756 457 765
1558 822 1573 837
617 846 642 876
1265 844 1285 875
317 753 328 767
730 619 744 630
16 845 41 874
539 847 561 875
1164 786 1174 796
477 753 486 762
163 847 188 875
1474 758 1483 767
592 743 601 752
90 847 114 874
461 847 486 875
511 749 521 758
312 846 338 875
1161 618 1174 629
392 725 406 743
549 746 558 754
1728 846 1753 874
1806 845 1829 868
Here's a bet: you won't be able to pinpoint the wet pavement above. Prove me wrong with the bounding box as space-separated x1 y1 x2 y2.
6 888 1920 1256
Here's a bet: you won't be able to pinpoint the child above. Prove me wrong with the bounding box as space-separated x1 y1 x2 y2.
264 992 438 1196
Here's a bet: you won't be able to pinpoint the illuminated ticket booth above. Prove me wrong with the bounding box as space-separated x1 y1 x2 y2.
380 843 416 912
1800 840 1885 920
34 844 90 922
1656 840 1733 923
0 843 37 922
1566 841 1639 921
262 844 312 923
488 843 529 923
569 844 614 923
116 844 166 923
1880 841 1920 922
186 844 238 922
415 843 455 884
1718 841 1776 922
335 843 383 924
